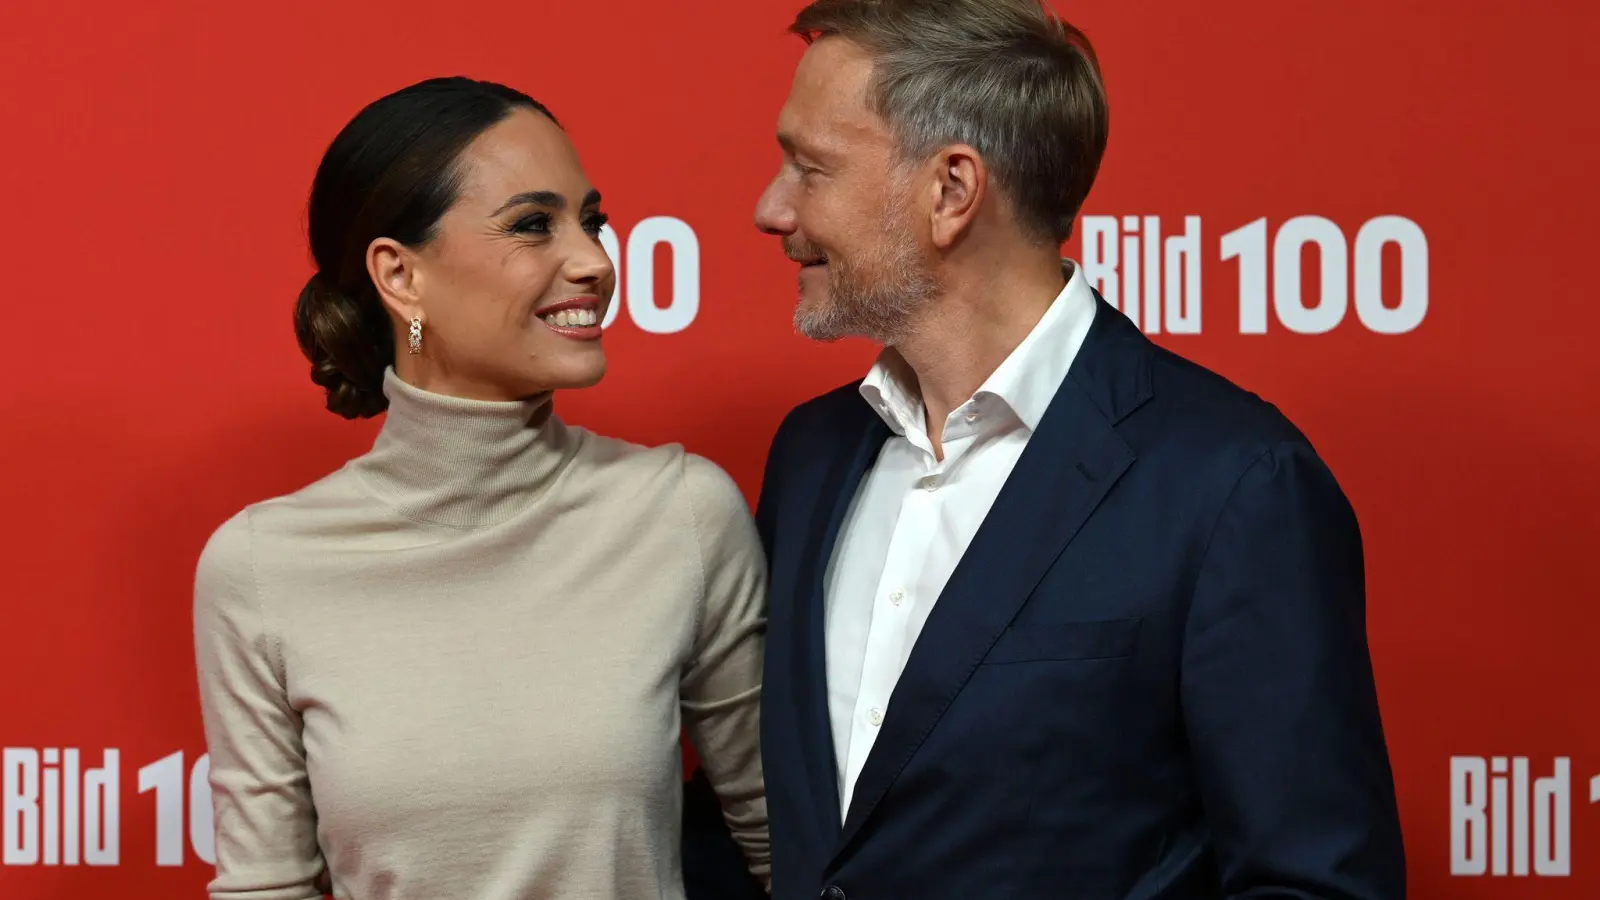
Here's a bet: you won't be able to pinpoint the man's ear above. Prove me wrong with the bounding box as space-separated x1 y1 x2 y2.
928 144 986 249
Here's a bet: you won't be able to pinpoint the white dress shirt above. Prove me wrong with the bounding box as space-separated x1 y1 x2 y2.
822 260 1098 819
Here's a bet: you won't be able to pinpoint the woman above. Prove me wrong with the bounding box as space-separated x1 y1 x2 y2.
193 77 769 899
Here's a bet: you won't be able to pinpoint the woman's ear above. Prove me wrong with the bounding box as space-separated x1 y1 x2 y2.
368 237 425 322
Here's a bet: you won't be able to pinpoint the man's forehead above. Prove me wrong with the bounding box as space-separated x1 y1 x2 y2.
791 37 874 108
780 37 884 152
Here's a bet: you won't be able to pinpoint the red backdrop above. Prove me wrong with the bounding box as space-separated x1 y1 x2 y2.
2 1 1596 896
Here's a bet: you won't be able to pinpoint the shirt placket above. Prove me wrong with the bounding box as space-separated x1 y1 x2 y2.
840 452 948 808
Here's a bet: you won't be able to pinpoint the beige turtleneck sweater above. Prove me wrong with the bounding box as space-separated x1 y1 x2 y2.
192 369 769 900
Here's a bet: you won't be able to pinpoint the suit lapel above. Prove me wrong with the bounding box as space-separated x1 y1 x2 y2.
795 403 892 842
833 296 1153 853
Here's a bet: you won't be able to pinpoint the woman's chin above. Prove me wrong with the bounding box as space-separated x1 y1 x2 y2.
534 356 607 393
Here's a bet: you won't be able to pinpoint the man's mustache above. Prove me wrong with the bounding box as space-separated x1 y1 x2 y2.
783 238 825 262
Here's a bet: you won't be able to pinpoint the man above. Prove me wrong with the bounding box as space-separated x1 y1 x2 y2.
750 1 1407 898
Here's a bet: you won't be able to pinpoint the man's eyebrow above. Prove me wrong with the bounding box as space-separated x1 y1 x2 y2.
779 131 838 165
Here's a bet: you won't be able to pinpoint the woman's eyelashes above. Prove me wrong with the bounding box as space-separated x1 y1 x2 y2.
507 211 609 237
509 212 552 235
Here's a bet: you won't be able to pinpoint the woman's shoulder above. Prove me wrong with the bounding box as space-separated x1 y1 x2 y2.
566 427 750 526
195 506 255 587
194 465 370 574
571 425 738 488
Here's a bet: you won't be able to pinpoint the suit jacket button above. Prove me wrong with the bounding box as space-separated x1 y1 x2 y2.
822 887 846 900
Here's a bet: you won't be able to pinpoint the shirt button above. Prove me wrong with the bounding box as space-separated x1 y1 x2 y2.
889 588 905 605
822 887 846 900
869 708 884 726
921 475 939 490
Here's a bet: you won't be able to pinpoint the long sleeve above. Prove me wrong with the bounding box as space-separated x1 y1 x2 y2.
192 511 327 900
1181 441 1406 898
679 455 772 890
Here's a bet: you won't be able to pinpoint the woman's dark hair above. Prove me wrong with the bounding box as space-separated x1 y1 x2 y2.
294 76 557 418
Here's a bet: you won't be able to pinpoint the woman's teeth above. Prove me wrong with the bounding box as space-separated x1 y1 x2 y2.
540 308 598 328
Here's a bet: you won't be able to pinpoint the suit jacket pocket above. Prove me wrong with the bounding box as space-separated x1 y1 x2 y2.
981 616 1142 664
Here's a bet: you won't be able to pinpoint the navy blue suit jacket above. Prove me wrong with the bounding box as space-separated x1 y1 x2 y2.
754 297 1406 899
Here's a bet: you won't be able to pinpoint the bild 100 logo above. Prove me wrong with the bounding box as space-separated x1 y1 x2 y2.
1078 213 1429 336
5 747 215 867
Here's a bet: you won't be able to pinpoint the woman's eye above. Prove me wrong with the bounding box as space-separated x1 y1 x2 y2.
512 214 551 234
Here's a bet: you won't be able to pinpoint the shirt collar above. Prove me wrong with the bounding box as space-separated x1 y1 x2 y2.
859 259 1097 436
858 350 918 436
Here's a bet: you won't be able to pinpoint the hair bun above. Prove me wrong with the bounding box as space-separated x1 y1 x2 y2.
293 273 392 419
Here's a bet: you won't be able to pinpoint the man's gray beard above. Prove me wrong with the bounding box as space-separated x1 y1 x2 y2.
794 233 939 345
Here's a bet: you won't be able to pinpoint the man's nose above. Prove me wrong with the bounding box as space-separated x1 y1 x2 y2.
754 174 796 236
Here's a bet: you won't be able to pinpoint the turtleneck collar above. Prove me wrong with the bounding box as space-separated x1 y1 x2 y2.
351 368 573 530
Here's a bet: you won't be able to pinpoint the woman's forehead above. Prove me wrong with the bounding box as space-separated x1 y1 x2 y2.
454 110 589 210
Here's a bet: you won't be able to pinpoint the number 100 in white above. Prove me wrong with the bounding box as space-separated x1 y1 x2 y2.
138 751 213 866
1222 215 1428 335
596 217 700 334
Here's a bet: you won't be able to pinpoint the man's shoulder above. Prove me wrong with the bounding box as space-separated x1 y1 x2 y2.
756 380 875 510
1072 302 1314 462
772 379 875 447
1133 341 1329 481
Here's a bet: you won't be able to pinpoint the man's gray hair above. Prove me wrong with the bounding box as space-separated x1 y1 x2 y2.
790 0 1110 245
